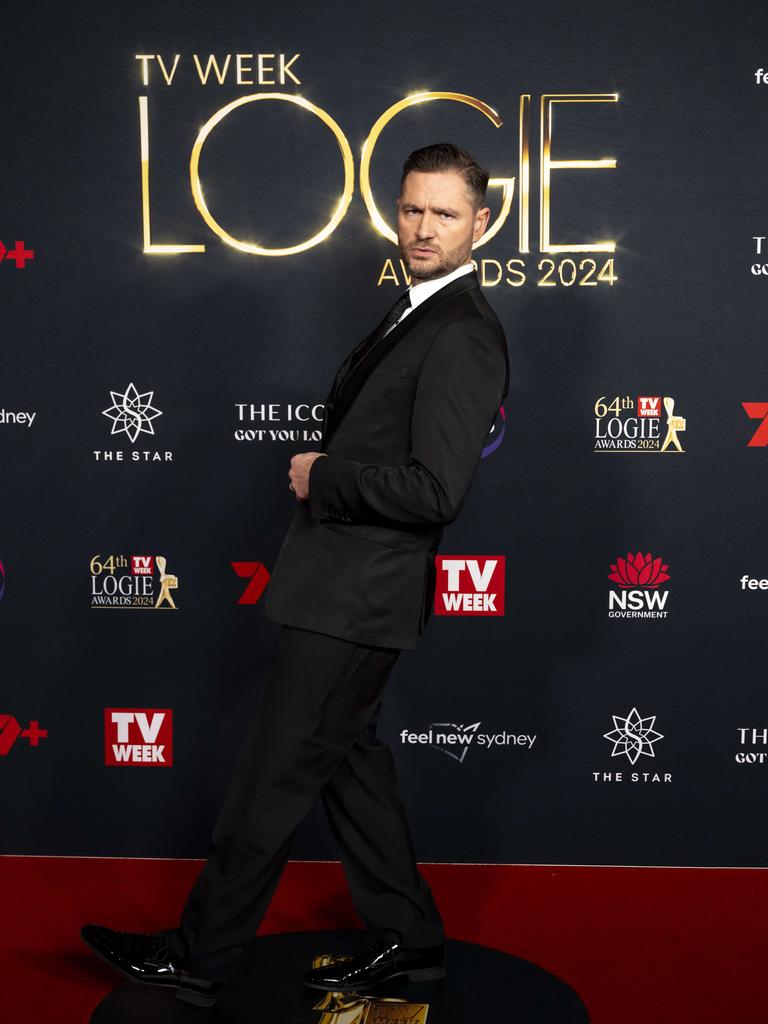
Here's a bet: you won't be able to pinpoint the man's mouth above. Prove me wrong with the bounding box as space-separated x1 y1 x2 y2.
411 247 436 255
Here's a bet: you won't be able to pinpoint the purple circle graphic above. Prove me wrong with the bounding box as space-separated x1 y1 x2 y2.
482 404 506 458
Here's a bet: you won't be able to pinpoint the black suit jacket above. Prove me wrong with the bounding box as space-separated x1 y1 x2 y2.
263 268 510 649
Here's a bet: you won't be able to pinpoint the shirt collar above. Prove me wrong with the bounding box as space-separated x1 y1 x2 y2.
408 262 475 310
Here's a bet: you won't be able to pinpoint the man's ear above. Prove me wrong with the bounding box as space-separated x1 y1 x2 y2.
473 206 491 240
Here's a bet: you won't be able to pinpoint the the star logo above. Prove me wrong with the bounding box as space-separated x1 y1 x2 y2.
603 708 664 764
102 384 162 444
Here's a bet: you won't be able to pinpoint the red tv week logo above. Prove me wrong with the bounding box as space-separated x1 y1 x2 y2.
434 556 505 616
131 555 155 576
637 396 661 417
0 715 47 755
104 708 173 766
742 403 768 447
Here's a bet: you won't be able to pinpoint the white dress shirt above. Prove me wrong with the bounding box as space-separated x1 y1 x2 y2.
385 261 475 334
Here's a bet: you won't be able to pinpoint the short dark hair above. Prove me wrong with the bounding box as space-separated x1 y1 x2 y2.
399 143 489 210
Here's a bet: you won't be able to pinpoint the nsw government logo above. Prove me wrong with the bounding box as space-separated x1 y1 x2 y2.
608 551 670 619
593 394 685 453
94 383 172 462
90 554 179 609
594 707 670 784
400 722 536 764
434 556 505 616
104 709 173 766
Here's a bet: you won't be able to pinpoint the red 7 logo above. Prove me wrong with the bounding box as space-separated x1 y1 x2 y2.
231 562 271 605
0 715 21 755
742 403 768 447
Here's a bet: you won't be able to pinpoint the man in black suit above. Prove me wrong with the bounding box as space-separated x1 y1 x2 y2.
82 143 509 1007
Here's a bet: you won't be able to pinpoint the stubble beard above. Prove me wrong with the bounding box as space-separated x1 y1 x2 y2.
401 237 473 283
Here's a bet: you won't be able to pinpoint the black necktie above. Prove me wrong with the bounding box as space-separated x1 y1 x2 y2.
338 290 412 394
376 289 412 340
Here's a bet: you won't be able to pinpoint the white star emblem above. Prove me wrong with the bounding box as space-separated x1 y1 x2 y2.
603 708 664 765
102 384 162 444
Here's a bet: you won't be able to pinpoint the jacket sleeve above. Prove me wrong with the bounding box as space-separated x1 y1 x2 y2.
308 315 508 527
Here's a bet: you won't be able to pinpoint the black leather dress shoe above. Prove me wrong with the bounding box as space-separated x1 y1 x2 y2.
81 924 224 1007
303 929 446 992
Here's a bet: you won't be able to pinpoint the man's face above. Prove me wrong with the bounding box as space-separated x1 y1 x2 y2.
396 170 490 282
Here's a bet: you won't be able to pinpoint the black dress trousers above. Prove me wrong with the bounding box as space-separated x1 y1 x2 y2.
167 624 444 981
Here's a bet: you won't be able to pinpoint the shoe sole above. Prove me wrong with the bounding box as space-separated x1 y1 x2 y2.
80 931 220 1008
175 987 220 1008
304 964 447 991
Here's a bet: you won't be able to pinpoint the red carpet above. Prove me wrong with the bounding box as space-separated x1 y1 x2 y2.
0 857 764 1023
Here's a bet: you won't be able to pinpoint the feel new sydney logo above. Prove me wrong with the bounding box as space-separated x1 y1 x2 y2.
400 722 537 764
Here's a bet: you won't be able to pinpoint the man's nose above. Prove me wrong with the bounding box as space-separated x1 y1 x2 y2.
415 213 436 238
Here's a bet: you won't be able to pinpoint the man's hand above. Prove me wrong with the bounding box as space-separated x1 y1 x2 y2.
289 452 327 501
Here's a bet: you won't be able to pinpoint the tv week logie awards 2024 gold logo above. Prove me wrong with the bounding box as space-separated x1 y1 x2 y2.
133 51 621 290
593 394 686 453
90 554 179 609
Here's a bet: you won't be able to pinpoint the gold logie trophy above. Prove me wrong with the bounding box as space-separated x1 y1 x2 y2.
660 396 686 453
154 555 178 609
310 955 429 1024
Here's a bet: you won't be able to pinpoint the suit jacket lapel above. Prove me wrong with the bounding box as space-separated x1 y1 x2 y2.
320 270 480 448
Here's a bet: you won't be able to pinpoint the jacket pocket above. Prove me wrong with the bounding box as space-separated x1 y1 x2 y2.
324 520 437 550
370 361 410 380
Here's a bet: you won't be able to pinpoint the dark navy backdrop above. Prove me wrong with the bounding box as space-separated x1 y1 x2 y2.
2 0 767 865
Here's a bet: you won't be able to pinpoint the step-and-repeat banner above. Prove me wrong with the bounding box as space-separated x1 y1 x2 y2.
3 0 767 866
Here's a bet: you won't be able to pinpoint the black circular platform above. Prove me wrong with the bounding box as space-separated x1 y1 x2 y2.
90 930 589 1023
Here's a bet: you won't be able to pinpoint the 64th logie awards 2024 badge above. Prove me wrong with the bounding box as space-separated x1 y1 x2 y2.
593 394 686 453
90 554 179 609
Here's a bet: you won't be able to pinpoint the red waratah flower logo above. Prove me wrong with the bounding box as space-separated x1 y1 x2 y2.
608 552 670 589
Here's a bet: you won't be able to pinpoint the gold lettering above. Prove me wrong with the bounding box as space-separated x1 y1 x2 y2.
135 55 154 86
189 93 354 255
518 93 530 253
193 54 231 85
505 258 527 286
258 53 276 84
540 93 618 253
236 54 253 85
360 91 514 249
156 54 180 86
377 259 401 286
280 53 302 84
480 258 503 286
139 97 205 254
